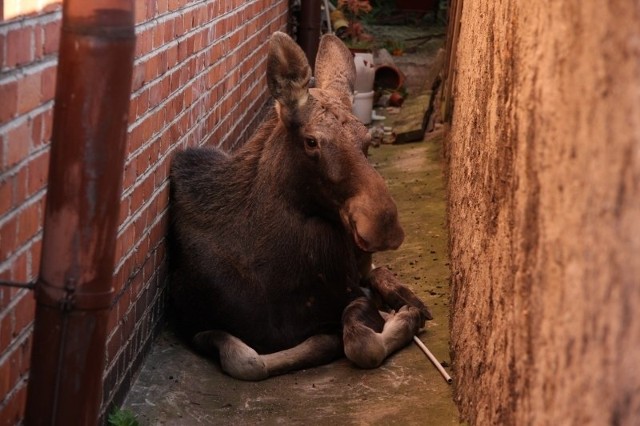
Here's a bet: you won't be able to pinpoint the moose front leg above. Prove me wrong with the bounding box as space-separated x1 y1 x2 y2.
366 266 433 322
342 297 424 369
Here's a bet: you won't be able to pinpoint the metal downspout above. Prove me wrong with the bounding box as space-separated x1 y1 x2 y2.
298 0 322 70
24 0 135 424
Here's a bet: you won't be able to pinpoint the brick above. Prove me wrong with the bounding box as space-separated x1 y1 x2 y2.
16 200 40 244
40 107 54 144
11 249 28 283
0 79 19 123
41 65 57 102
137 89 150 119
17 71 42 115
13 294 35 338
163 21 175 44
148 81 163 109
174 14 184 36
6 27 32 68
4 122 31 168
144 54 159 84
131 63 146 92
27 151 49 196
0 217 18 262
0 177 12 216
152 24 165 49
134 28 150 57
134 1 148 25
168 0 182 12
157 0 169 14
42 20 61 55
127 125 143 156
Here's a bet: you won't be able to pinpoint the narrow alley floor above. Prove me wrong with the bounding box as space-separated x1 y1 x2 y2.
122 23 459 425
122 137 459 425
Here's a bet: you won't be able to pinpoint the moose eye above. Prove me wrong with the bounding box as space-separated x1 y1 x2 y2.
304 138 318 149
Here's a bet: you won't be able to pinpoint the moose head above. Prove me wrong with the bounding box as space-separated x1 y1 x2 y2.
266 32 404 253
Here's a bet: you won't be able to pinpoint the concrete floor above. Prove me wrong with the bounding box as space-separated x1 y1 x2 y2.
123 24 460 425
122 139 459 425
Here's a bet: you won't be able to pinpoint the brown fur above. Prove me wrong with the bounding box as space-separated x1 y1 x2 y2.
168 32 430 379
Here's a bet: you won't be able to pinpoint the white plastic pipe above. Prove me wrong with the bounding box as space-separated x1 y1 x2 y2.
413 335 453 384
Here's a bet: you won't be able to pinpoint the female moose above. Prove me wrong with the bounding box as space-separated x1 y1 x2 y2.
168 31 431 380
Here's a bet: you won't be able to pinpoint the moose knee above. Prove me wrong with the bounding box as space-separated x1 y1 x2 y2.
343 324 386 369
194 330 269 381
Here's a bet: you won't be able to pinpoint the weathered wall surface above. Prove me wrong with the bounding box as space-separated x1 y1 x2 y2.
447 1 640 424
0 0 288 423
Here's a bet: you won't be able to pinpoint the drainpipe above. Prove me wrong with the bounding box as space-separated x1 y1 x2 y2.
24 0 135 424
298 0 322 70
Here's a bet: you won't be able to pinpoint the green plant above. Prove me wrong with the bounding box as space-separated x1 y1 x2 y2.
335 0 375 46
108 409 139 426
384 39 406 55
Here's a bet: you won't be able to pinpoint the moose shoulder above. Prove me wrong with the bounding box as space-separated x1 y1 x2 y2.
168 32 432 380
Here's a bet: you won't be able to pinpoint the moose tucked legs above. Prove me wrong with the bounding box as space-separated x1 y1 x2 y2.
189 265 429 381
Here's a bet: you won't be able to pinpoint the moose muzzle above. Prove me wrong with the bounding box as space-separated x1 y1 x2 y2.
341 189 404 253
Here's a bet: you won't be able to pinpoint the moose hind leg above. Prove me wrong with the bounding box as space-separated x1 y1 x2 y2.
193 330 341 381
342 297 423 369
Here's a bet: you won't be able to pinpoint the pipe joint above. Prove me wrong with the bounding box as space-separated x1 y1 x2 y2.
35 277 114 311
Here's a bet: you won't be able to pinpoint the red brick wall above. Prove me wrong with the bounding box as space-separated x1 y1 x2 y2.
0 6 60 423
0 0 289 423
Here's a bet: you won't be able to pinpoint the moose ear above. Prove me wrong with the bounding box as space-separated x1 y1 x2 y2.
267 32 312 124
314 34 356 101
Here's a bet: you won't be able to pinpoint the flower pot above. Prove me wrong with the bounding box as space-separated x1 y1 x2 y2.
353 53 375 93
352 90 374 125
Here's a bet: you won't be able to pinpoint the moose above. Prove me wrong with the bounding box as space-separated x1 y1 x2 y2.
168 32 432 380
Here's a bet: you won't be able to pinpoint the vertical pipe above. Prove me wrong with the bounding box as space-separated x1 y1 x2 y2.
298 0 322 70
24 0 135 424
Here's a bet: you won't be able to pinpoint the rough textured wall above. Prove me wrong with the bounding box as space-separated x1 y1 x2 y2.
447 1 640 424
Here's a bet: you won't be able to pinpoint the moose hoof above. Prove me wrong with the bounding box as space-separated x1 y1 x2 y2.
392 305 424 335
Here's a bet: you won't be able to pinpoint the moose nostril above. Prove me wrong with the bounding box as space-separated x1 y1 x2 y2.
381 207 398 227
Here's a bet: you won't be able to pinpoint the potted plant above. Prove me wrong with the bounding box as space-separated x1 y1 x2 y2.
333 0 375 51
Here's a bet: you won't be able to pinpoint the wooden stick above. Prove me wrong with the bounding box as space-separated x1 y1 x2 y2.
413 335 452 384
